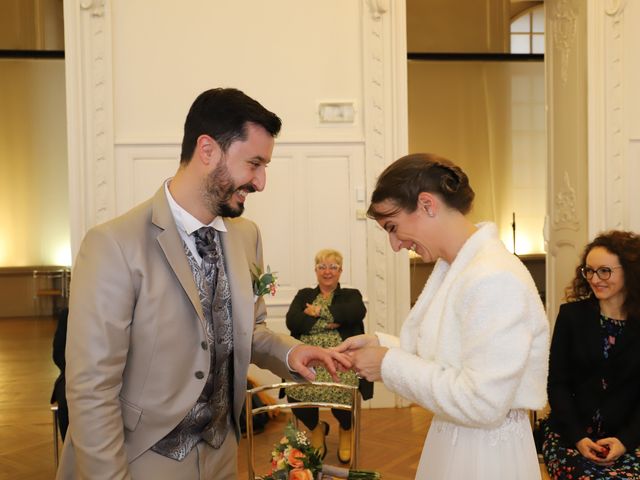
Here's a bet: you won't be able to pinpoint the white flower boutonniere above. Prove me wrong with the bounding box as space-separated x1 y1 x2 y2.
251 264 278 301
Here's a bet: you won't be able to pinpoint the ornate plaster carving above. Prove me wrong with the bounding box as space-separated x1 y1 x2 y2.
366 0 388 19
604 2 626 228
363 6 392 333
604 0 627 17
550 0 577 84
76 0 113 226
554 171 579 230
80 0 105 16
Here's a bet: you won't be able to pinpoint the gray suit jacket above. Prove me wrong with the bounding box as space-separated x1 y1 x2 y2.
56 186 300 479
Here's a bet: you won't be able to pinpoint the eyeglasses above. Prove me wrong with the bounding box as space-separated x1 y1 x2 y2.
580 265 622 280
316 263 341 272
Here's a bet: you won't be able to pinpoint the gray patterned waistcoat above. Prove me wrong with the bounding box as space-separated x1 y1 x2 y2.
151 228 234 460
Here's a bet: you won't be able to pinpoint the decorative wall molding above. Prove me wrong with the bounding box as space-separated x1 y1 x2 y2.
553 171 579 230
361 0 409 408
604 2 626 229
366 0 389 19
545 0 588 326
604 0 627 17
363 4 392 337
550 0 578 85
64 0 115 257
79 0 105 15
362 0 409 340
587 0 628 235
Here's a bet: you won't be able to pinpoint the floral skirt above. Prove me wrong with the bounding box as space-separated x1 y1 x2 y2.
285 330 358 405
542 421 640 479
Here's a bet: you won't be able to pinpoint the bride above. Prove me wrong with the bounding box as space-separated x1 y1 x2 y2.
337 153 549 479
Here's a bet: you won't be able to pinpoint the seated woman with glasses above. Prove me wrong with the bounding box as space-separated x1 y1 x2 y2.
285 249 372 463
542 230 640 479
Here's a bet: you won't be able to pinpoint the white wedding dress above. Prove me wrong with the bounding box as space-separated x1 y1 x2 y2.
416 410 541 479
377 224 548 480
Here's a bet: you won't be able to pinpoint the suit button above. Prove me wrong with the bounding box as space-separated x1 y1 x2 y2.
201 341 208 350
195 371 204 379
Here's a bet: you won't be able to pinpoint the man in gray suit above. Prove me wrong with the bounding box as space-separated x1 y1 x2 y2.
56 88 350 479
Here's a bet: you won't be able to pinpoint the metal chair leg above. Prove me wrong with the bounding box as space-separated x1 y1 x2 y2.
51 404 59 468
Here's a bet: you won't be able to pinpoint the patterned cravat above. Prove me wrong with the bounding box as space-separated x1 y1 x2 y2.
194 226 219 270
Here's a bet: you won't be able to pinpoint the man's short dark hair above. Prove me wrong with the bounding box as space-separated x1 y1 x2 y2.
180 88 282 164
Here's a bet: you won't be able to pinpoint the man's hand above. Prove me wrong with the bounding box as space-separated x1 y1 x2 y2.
288 345 352 382
333 334 380 353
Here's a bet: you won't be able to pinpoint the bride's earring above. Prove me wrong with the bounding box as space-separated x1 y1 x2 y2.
421 202 434 217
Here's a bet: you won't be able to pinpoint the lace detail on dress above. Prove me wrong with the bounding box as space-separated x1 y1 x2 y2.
432 409 530 447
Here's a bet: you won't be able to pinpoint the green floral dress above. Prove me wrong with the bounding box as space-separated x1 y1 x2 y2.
285 292 358 405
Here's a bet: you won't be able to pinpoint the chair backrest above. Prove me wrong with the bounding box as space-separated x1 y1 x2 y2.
245 381 360 480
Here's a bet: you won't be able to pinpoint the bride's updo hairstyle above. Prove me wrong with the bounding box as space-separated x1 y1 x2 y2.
367 153 475 220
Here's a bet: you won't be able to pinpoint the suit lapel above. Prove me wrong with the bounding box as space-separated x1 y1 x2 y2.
220 221 253 341
150 186 205 323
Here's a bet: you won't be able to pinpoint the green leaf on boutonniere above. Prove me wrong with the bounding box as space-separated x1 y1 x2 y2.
251 263 278 297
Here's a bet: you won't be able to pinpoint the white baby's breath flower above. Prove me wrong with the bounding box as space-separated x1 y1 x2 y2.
295 431 309 445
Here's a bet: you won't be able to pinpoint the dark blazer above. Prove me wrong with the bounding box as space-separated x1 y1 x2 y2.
51 307 68 404
286 284 373 400
51 308 69 439
547 298 640 450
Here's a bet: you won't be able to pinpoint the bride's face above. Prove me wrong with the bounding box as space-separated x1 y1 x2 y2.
374 199 438 263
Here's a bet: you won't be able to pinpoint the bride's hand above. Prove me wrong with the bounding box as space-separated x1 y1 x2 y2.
333 334 380 353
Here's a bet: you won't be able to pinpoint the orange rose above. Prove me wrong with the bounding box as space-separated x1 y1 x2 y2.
289 468 313 480
287 448 305 468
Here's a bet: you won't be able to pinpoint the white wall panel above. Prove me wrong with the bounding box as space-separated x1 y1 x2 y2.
243 152 298 302
110 0 364 144
307 155 352 279
114 144 180 215
243 143 368 309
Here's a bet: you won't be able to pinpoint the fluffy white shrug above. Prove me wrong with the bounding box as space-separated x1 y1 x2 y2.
378 222 549 428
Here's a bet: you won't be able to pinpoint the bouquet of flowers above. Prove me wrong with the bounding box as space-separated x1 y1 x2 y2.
262 422 381 480
252 264 278 298
262 422 321 480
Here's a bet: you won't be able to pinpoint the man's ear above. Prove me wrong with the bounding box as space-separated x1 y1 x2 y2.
196 134 221 166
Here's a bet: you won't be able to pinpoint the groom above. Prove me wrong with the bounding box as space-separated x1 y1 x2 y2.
56 88 350 480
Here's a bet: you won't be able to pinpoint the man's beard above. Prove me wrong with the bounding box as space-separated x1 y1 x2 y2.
202 156 253 218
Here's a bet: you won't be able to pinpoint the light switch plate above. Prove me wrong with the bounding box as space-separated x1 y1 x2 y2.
318 102 355 123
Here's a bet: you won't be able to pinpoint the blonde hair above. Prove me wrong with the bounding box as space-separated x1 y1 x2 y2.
314 249 343 267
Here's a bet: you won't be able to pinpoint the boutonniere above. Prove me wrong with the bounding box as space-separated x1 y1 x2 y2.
251 263 278 298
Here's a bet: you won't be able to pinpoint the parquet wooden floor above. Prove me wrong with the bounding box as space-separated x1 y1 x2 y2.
0 316 551 479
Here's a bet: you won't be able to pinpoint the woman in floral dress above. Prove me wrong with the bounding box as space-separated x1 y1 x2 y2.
543 230 640 479
285 249 372 463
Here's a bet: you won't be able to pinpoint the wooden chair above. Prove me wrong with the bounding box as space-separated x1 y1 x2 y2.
33 267 70 315
245 381 360 480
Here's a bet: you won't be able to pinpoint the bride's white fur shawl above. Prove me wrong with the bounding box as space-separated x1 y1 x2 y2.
378 222 549 428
